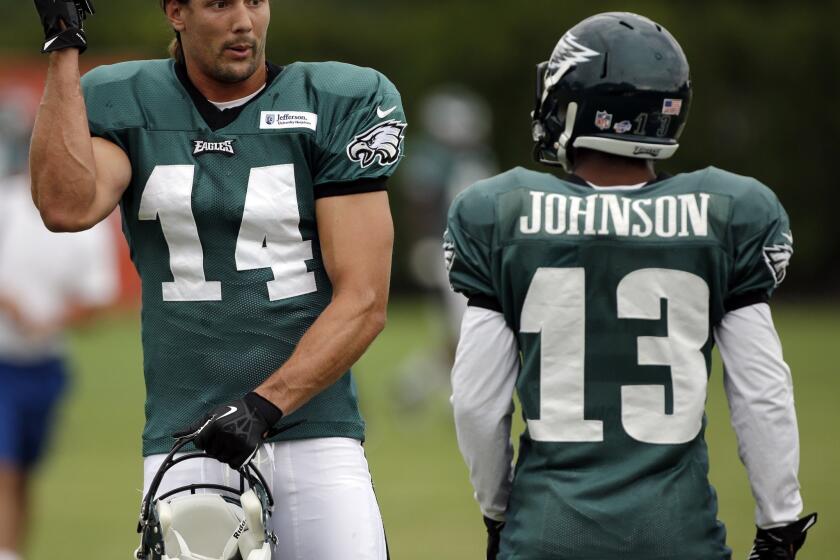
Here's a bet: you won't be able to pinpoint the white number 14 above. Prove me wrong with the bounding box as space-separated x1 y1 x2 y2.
138 164 316 302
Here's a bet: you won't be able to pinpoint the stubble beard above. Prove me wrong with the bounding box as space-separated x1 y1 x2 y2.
195 39 264 84
212 52 261 84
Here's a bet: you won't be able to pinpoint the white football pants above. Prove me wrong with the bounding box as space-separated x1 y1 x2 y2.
143 437 388 560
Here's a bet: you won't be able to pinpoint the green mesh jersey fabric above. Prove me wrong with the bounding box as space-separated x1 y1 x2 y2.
81 59 406 456
445 166 792 560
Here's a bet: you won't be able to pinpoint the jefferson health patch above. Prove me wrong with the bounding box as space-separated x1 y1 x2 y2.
346 120 406 168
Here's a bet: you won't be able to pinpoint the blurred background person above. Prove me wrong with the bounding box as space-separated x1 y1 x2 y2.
395 86 498 409
0 96 118 560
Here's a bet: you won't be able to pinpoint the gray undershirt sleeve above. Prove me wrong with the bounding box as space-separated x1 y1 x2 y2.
714 302 803 528
450 306 519 522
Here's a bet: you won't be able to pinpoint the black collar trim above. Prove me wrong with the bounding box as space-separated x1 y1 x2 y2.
567 172 673 188
174 61 284 132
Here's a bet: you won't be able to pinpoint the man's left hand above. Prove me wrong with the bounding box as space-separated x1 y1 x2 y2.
749 513 817 560
174 392 283 470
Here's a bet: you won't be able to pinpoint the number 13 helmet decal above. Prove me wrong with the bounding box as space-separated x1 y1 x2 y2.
532 12 692 171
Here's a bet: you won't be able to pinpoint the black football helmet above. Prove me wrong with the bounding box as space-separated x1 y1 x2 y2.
532 12 692 170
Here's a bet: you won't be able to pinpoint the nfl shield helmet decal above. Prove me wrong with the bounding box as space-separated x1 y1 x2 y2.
595 111 613 131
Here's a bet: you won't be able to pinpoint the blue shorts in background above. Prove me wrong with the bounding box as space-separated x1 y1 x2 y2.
0 357 68 469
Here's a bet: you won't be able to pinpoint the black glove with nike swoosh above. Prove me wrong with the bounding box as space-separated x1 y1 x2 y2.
174 392 284 470
748 513 817 560
33 0 95 54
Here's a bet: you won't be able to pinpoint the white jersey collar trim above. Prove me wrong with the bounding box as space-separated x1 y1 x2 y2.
585 181 648 191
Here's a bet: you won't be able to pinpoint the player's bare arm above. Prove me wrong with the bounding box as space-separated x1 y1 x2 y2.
177 191 394 469
256 190 394 414
29 5 131 232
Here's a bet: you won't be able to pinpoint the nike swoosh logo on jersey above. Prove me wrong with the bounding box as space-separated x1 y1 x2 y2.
43 37 59 50
217 406 238 420
377 106 397 118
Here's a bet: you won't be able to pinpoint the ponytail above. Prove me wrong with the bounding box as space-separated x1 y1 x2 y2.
168 35 184 64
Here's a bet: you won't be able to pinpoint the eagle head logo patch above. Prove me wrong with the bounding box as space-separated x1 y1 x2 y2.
346 120 407 168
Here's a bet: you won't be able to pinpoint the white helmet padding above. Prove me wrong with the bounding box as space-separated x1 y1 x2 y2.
156 494 248 560
136 436 277 560
238 489 266 557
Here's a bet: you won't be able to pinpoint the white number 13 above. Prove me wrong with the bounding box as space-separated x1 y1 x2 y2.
521 267 709 445
138 164 316 302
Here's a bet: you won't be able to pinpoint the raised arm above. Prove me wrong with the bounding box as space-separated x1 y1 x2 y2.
29 49 130 232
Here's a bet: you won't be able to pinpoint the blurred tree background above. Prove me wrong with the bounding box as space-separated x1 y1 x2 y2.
2 0 839 296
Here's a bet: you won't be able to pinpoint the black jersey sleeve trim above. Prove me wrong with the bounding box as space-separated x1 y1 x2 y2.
725 290 770 312
314 177 388 199
467 295 503 313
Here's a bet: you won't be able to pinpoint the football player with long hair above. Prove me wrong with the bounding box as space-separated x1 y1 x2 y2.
29 1 406 558
446 12 816 560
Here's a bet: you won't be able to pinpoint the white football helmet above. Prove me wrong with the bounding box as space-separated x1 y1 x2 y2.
135 438 276 560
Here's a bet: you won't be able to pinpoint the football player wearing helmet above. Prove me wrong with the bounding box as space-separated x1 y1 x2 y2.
445 12 816 560
29 1 404 558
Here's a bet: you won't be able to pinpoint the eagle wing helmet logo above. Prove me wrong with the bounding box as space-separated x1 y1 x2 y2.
543 32 601 101
347 120 407 168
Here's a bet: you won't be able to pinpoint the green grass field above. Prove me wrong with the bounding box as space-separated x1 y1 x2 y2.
27 299 837 559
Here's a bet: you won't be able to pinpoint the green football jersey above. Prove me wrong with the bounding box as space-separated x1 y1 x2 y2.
445 166 792 560
81 59 406 456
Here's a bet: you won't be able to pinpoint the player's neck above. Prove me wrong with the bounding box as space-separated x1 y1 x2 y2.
183 58 268 104
572 152 656 187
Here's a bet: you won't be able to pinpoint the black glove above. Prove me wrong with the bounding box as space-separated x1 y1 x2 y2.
484 516 505 560
33 0 95 54
748 513 817 560
174 392 284 470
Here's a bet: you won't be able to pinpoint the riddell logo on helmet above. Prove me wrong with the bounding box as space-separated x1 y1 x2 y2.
232 519 248 539
633 146 662 157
